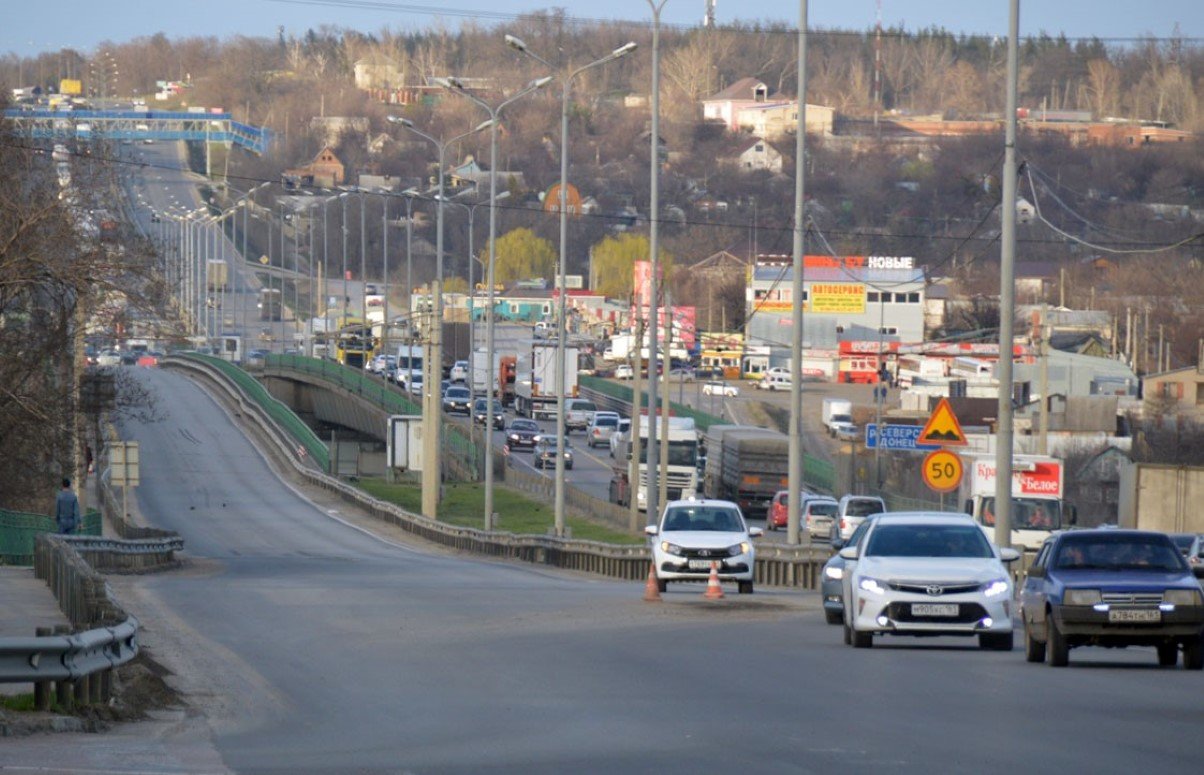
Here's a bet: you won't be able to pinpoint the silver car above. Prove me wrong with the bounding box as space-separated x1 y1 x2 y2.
587 411 622 448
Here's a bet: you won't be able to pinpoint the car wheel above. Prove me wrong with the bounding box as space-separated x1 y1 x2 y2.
1023 618 1046 663
1183 635 1204 671
850 626 873 649
765 519 775 532
656 577 667 594
842 621 852 646
824 608 844 626
979 631 1014 651
738 581 754 594
1047 615 1069 667
1157 643 1178 668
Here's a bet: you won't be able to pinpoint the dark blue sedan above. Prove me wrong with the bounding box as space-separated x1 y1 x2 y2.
1019 530 1204 669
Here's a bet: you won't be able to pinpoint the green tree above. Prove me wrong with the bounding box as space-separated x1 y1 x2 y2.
591 233 673 301
488 228 556 285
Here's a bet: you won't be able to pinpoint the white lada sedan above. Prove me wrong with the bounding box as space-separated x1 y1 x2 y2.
645 498 762 594
840 513 1020 650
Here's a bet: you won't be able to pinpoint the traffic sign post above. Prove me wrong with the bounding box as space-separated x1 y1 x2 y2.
922 449 963 493
917 398 968 447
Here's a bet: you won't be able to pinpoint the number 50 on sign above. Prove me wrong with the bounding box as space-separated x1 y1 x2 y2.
922 449 963 493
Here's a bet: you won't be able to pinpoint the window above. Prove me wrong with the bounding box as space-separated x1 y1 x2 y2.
835 325 845 334
867 292 880 303
754 144 764 152
908 292 921 303
878 326 898 335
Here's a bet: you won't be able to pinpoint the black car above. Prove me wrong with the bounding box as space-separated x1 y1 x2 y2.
473 397 504 429
533 435 573 470
442 386 472 415
505 418 541 451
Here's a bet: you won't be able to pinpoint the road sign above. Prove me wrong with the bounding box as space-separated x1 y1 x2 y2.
864 424 940 452
109 442 140 487
922 449 964 493
917 397 968 446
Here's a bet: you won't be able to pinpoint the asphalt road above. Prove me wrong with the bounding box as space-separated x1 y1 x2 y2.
4 367 1201 773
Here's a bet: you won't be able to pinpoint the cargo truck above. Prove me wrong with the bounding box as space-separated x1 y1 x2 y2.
702 425 789 518
1117 462 1204 534
610 416 700 511
958 454 1074 550
822 397 853 437
514 342 579 420
206 258 228 291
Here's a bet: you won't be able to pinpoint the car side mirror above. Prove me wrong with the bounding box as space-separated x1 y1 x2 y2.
831 536 845 551
748 527 763 538
839 546 858 560
999 547 1021 563
644 525 659 536
1026 564 1046 578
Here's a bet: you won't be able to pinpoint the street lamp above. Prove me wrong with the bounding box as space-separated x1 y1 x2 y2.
645 0 668 522
439 73 551 531
386 115 494 518
507 35 637 536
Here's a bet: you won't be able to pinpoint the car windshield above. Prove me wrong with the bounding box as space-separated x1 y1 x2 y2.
541 438 568 451
981 497 1062 530
662 506 746 533
844 499 885 518
446 389 469 398
511 420 539 432
1054 534 1186 572
635 439 697 466
864 524 994 558
594 417 618 428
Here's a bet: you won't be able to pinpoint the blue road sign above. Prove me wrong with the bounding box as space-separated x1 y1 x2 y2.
865 424 940 451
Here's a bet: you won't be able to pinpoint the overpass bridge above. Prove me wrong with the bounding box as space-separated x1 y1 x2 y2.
2 108 271 154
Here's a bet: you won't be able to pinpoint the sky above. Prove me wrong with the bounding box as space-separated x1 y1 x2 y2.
4 0 1201 57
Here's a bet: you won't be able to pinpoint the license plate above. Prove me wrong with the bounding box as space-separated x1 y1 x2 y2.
689 560 717 571
1108 609 1161 623
911 603 959 617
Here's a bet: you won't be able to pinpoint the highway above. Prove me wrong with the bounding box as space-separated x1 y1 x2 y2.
3 366 1201 773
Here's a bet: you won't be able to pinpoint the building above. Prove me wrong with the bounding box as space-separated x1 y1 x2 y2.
283 146 345 189
728 139 783 172
703 77 775 131
1142 365 1204 419
354 54 405 91
310 117 369 147
447 155 526 196
735 101 835 138
745 254 926 350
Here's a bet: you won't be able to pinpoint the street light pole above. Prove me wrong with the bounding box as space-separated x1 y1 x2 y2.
441 73 551 530
506 37 636 536
787 0 809 546
387 116 493 518
646 0 668 525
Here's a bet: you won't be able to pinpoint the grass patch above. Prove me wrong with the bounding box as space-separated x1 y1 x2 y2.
1 693 66 713
355 480 642 544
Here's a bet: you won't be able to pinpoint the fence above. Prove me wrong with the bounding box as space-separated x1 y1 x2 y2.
502 457 634 533
0 508 102 566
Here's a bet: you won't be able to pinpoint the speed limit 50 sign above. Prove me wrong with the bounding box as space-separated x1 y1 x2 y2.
922 449 963 493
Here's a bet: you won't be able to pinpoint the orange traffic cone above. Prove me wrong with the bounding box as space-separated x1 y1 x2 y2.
704 562 725 600
643 563 663 602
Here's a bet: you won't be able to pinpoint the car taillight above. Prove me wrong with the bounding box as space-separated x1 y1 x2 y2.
840 519 847 530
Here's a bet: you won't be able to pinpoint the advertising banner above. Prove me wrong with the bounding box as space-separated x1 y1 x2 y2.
811 283 866 313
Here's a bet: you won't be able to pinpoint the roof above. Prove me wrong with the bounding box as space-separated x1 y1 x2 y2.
705 77 776 102
751 263 926 285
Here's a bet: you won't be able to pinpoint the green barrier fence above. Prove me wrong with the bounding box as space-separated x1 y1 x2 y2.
0 508 101 566
181 353 331 472
266 354 482 479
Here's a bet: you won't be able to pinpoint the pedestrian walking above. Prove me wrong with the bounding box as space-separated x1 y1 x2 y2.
55 478 79 535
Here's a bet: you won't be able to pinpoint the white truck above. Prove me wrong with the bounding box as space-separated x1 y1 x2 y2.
958 454 1075 550
206 258 228 291
470 349 500 395
821 397 853 437
514 342 579 420
610 416 700 512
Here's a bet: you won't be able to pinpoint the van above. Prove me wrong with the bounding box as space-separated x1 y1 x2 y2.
757 373 792 391
836 495 886 540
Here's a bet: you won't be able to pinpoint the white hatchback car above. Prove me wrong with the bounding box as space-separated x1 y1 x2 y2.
645 498 762 594
702 381 739 397
840 513 1020 650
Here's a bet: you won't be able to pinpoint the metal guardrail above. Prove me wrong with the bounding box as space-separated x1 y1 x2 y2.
0 618 139 684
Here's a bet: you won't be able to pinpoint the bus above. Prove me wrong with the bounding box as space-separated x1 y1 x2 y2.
334 325 376 369
259 288 283 321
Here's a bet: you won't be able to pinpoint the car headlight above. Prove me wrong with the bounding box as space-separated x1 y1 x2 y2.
981 579 1011 598
824 565 843 581
508 434 519 441
660 541 684 556
726 542 751 556
858 577 886 595
1063 589 1102 606
1163 589 1203 606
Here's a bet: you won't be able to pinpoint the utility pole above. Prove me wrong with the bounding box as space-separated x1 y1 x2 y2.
787 0 809 546
994 0 1020 551
629 317 644 532
659 287 671 509
1038 309 1049 456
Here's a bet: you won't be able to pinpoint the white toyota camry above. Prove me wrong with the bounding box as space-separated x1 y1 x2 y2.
840 513 1020 650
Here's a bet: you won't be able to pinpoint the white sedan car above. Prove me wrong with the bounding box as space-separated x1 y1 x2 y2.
614 364 634 380
645 498 762 594
702 381 739 397
840 513 1020 650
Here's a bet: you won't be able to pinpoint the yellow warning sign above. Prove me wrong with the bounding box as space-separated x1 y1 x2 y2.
917 397 967 446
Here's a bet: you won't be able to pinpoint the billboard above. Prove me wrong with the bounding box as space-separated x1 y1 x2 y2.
811 283 865 313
